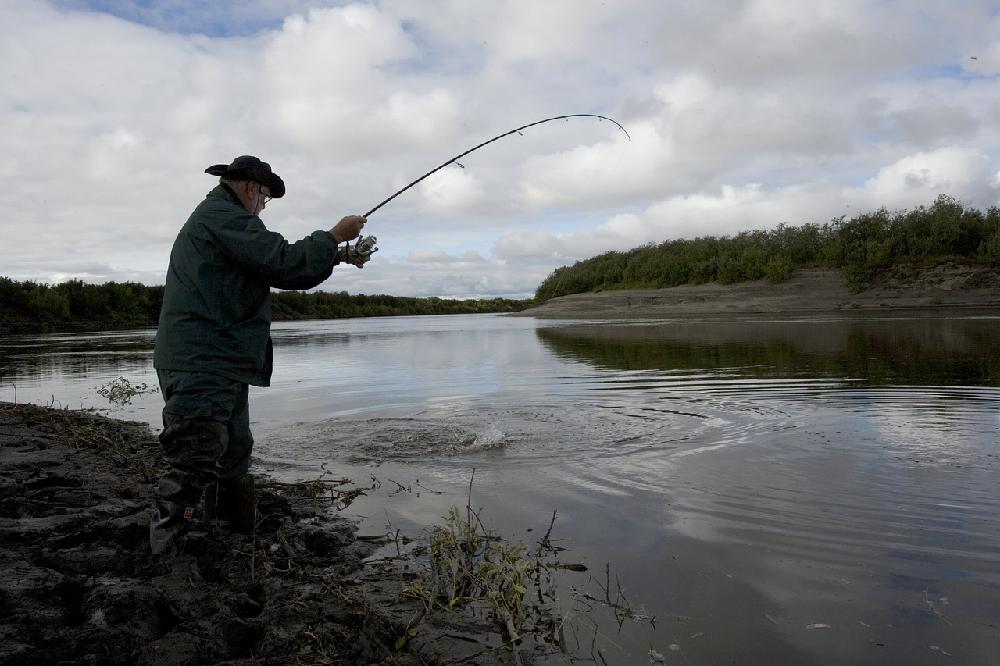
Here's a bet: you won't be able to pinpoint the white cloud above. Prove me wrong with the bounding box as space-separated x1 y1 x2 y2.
416 166 486 214
494 230 566 260
656 0 978 84
487 0 629 63
962 11 1000 77
2 0 1000 296
864 147 997 208
407 249 486 264
329 254 540 299
519 120 666 208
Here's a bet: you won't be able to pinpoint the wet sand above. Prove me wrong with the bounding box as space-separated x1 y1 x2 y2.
515 265 1000 319
0 402 566 665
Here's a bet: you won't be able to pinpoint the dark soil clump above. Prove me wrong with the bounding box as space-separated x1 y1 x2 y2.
0 402 565 665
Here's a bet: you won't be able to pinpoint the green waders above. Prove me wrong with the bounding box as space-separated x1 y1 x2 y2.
150 370 257 555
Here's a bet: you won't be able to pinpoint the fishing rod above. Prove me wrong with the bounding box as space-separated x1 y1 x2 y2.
344 114 629 265
364 113 630 218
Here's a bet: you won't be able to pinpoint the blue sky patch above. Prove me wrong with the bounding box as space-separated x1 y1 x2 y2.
51 0 292 36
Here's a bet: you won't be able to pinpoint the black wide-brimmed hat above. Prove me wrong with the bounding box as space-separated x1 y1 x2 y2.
205 155 285 198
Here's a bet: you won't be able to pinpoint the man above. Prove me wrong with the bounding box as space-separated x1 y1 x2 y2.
150 155 369 555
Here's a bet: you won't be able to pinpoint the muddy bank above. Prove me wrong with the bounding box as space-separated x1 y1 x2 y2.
0 402 567 665
515 265 1000 319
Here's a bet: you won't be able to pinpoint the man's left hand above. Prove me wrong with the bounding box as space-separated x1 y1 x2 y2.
337 236 378 268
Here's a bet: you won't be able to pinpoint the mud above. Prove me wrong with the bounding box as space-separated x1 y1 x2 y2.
0 402 567 665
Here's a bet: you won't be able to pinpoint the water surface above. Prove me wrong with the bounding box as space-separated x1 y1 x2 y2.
1 313 998 664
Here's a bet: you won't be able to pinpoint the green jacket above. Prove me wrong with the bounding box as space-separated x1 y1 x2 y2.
154 184 340 386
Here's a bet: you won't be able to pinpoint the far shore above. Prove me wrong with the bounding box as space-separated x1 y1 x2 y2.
513 264 1000 320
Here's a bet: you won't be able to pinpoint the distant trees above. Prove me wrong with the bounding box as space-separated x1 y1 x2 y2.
0 279 162 328
271 291 528 320
0 279 529 333
535 196 1000 302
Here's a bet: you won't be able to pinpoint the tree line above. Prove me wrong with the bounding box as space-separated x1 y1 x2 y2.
270 291 529 319
0 278 530 333
535 196 1000 302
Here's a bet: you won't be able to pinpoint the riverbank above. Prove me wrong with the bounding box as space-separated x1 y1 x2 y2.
515 264 1000 319
0 402 565 665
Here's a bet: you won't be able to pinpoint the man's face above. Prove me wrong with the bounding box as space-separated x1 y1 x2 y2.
249 182 271 215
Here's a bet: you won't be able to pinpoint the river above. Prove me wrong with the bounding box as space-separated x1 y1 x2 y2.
1 313 998 664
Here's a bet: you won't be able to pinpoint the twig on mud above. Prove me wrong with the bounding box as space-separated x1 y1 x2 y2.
503 612 525 666
540 510 557 551
571 562 656 631
466 468 476 532
386 478 412 495
414 478 444 495
258 477 366 510
925 590 952 625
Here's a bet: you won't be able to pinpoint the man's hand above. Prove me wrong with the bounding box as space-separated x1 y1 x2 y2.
346 253 369 268
337 235 378 268
335 247 371 268
329 215 367 243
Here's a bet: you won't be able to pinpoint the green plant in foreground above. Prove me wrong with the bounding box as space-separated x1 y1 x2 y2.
406 505 535 638
96 376 157 406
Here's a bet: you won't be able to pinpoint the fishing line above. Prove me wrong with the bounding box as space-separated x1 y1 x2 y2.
364 114 630 218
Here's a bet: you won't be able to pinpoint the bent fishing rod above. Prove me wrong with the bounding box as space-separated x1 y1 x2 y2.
364 113 630 218
343 113 629 264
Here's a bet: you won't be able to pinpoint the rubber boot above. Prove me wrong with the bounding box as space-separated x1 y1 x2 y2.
204 482 221 521
207 475 256 534
149 475 202 556
150 497 196 556
229 475 257 534
151 418 228 555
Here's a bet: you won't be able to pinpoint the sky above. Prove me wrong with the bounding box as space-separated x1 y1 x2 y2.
2 0 999 298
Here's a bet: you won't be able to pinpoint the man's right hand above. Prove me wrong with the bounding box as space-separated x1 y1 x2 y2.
329 215 367 243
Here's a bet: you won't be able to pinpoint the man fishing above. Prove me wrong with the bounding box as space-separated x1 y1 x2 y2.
150 155 371 555
147 115 623 555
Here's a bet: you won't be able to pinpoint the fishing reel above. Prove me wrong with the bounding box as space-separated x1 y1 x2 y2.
339 234 378 267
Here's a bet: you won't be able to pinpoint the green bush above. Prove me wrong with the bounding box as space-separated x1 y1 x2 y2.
534 197 999 301
980 233 1000 265
765 255 794 283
